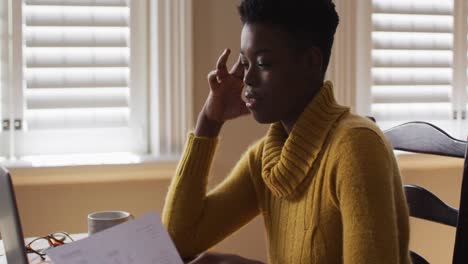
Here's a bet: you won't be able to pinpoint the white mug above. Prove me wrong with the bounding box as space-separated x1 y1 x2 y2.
87 210 134 235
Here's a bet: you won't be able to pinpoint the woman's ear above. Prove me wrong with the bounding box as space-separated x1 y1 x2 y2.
304 46 323 74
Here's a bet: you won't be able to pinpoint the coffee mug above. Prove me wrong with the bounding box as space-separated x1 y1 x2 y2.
87 210 134 235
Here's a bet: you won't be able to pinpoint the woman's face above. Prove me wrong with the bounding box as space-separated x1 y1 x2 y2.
240 23 322 124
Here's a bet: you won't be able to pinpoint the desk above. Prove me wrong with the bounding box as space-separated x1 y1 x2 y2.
0 234 87 264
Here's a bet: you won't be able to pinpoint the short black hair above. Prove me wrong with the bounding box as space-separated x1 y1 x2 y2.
238 0 339 76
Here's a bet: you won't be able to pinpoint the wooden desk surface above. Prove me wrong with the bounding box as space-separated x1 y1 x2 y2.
0 234 87 264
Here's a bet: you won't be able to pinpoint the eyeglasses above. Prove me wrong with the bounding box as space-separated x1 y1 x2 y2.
25 232 74 260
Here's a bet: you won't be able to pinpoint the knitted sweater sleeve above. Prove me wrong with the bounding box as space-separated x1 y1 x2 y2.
334 127 404 264
162 133 261 259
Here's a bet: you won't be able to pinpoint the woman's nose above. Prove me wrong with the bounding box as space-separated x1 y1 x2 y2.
243 67 256 87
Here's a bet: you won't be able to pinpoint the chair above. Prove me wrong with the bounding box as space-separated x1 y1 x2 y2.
382 121 468 264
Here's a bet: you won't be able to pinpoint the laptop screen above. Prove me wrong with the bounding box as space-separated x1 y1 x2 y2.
0 167 29 264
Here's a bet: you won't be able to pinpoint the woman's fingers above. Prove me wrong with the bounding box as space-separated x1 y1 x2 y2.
207 70 219 90
229 55 244 79
216 48 231 81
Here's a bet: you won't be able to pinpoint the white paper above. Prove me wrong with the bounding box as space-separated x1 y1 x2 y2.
46 212 183 264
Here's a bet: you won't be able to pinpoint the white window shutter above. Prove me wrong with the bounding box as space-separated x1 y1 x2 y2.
0 0 8 158
370 0 462 133
14 0 148 156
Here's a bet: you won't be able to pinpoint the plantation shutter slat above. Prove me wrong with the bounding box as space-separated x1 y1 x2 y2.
25 6 128 27
25 0 127 7
26 48 129 67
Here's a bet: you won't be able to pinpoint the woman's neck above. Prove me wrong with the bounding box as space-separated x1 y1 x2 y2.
281 81 323 134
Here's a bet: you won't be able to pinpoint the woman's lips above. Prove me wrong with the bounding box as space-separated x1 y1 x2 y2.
244 91 262 109
246 98 258 108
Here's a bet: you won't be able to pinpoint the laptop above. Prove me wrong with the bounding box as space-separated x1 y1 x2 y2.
0 167 29 264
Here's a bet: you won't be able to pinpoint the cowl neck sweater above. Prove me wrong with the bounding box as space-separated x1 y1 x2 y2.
261 81 349 197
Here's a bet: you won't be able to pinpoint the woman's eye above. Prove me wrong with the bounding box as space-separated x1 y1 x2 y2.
257 62 270 68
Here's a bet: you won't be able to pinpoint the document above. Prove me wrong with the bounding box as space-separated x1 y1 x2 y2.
46 212 183 264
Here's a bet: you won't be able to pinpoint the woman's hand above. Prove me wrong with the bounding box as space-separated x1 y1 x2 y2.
203 48 249 122
187 252 264 264
194 48 249 137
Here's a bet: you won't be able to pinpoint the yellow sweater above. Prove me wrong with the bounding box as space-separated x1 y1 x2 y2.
162 81 411 263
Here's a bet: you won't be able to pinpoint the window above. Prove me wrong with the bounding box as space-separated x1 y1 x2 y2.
0 0 192 165
356 0 467 138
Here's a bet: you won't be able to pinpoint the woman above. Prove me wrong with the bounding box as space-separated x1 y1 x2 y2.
162 0 411 263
